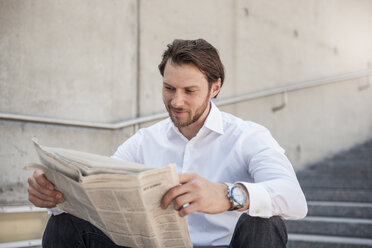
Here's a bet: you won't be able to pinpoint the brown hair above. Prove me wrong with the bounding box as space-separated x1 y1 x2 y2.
158 39 225 98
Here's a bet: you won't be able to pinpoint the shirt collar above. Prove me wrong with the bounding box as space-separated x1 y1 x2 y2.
204 101 224 135
167 101 225 137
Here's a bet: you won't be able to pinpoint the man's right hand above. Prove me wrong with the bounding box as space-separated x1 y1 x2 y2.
27 170 64 208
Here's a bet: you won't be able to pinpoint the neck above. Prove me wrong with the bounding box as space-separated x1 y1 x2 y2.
179 103 211 140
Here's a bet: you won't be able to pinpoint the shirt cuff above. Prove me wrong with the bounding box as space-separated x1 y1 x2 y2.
237 182 272 218
47 207 65 216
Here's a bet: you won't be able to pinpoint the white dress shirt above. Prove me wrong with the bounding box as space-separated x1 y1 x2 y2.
112 102 307 246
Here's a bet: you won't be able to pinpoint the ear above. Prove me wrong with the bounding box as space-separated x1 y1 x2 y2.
210 78 222 98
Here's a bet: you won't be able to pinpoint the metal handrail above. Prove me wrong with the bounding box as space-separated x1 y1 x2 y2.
216 69 371 106
0 69 371 130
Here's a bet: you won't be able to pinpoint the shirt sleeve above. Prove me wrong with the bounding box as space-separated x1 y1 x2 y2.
48 207 65 216
237 125 308 220
111 129 143 163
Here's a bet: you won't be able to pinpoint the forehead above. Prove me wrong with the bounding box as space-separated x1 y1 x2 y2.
163 60 208 88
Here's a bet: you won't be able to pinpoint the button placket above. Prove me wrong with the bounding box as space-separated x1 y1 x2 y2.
182 141 194 173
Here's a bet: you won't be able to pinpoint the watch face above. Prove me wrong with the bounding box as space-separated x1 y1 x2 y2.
231 186 247 205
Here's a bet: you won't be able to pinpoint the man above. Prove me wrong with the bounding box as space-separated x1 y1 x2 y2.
28 39 307 247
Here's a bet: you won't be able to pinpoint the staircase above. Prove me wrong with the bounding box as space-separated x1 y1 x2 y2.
286 139 372 247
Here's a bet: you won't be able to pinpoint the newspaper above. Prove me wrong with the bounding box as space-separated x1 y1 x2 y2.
27 139 192 248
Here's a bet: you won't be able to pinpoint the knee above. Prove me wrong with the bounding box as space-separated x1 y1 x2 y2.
230 214 287 248
42 214 80 247
267 216 287 234
240 214 286 232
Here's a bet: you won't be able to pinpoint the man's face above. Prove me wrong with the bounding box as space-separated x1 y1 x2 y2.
162 60 218 129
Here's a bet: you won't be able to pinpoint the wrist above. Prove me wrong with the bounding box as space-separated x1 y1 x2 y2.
219 183 232 212
223 183 249 211
236 183 250 211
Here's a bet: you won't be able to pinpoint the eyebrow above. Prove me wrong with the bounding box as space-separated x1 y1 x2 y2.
163 82 200 90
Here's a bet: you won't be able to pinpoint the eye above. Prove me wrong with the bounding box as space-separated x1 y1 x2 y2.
185 89 195 94
163 85 175 91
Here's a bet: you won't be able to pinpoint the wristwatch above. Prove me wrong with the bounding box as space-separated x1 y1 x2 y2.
224 183 247 211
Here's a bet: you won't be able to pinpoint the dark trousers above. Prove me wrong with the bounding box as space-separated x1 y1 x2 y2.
42 213 287 248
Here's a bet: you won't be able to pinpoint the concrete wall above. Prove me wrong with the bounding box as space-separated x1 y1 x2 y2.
1 0 372 205
0 0 137 204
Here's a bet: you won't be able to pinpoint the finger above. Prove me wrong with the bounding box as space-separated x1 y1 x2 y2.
28 175 57 197
28 184 63 203
27 176 64 206
179 201 201 217
162 173 201 209
161 183 192 209
33 170 55 190
173 191 198 210
28 193 58 208
161 185 182 209
178 173 198 184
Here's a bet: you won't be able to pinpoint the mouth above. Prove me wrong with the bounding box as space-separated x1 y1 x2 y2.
171 110 186 116
170 108 187 117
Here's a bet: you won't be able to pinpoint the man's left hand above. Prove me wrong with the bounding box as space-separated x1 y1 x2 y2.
161 173 231 217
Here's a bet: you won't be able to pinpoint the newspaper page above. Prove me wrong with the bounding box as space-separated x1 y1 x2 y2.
28 140 192 248
138 167 191 247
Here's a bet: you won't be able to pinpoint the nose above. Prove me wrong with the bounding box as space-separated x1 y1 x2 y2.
171 91 185 108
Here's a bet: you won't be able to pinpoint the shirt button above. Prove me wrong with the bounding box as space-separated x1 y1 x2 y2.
256 210 260 214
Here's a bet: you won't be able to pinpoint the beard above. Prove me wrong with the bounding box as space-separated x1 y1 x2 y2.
165 93 211 128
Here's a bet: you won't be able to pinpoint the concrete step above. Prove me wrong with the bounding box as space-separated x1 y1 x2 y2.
337 154 372 161
307 160 372 170
0 205 48 244
289 140 372 247
285 216 372 239
303 188 372 202
299 175 372 189
301 140 372 172
297 166 372 176
307 201 372 219
288 234 372 248
0 239 41 248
